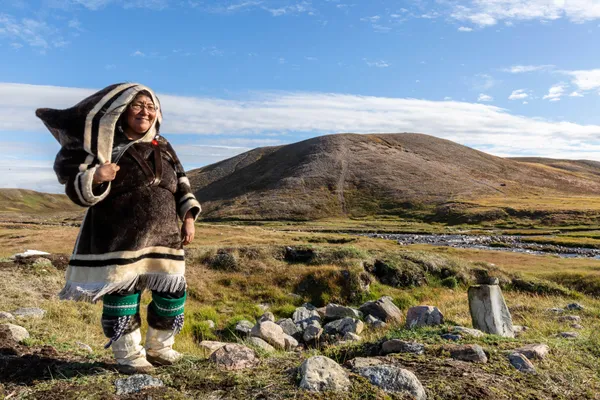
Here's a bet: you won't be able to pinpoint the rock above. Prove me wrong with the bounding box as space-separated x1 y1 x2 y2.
235 320 254 337
559 332 578 339
299 356 350 392
352 363 426 398
210 344 259 370
114 374 163 395
468 285 514 337
447 344 488 363
293 307 321 328
566 303 584 311
315 306 327 319
558 315 581 322
381 339 425 355
0 323 30 342
0 312 14 321
250 321 286 349
405 306 444 328
323 318 364 335
10 250 50 259
513 344 549 360
12 307 46 320
365 315 387 329
571 323 584 329
325 304 362 320
204 320 216 329
75 341 93 353
548 308 564 313
342 332 360 341
258 312 275 323
441 333 461 341
508 352 536 374
276 318 301 337
283 333 299 350
347 357 383 370
303 324 323 342
450 326 485 338
247 337 276 353
198 340 227 358
359 296 402 323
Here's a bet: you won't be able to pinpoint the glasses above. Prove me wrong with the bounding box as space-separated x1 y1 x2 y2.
129 102 158 113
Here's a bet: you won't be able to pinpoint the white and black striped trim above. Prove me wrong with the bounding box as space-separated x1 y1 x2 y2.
74 166 111 206
177 195 201 221
178 176 190 187
69 251 184 268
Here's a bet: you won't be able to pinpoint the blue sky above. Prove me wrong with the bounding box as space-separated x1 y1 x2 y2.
2 0 600 192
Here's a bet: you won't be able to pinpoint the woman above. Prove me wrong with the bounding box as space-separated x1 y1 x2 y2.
36 83 201 374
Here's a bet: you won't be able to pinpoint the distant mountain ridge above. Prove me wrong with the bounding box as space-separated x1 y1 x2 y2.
187 133 600 220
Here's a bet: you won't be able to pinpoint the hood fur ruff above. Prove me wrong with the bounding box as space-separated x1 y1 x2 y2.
36 83 163 165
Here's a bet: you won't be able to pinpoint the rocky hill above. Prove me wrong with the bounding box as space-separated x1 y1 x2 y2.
0 189 81 214
188 133 600 220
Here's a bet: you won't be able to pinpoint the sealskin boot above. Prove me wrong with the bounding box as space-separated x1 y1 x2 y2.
145 327 183 366
111 328 154 374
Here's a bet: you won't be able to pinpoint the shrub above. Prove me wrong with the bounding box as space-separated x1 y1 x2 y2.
441 276 459 289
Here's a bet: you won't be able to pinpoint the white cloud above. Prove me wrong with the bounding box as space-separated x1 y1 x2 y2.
131 50 145 57
477 94 493 102
458 26 473 32
360 15 380 23
508 89 528 100
503 64 554 73
561 69 600 92
364 59 390 68
450 1 600 26
443 96 452 100
543 83 567 102
69 0 169 10
569 91 584 97
0 14 66 50
471 73 498 91
522 101 528 104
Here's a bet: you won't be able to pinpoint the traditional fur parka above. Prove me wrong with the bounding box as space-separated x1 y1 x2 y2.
36 83 201 302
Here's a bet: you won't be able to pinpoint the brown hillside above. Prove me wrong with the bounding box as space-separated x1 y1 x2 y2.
188 133 600 220
0 189 80 214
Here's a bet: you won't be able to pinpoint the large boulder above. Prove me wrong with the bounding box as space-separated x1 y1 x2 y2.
468 285 514 337
350 358 426 399
210 344 259 370
405 306 444 328
325 304 362 320
323 318 364 336
250 321 286 350
293 306 321 329
359 296 402 323
299 356 351 392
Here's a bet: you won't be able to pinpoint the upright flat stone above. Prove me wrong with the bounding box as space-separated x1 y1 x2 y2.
468 285 514 338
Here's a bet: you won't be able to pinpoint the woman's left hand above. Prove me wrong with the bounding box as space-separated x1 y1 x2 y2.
181 212 195 246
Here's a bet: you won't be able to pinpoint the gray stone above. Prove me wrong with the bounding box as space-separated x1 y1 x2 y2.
441 333 461 341
12 307 46 320
235 320 254 337
559 332 578 339
325 304 362 320
299 356 350 392
198 340 227 358
258 312 275 323
293 307 321 328
0 323 30 342
513 344 549 360
359 296 402 323
548 308 564 314
283 333 299 350
343 332 361 341
303 324 323 342
508 352 536 374
566 303 584 311
276 318 301 336
365 315 387 329
75 341 93 353
347 357 383 370
447 344 488 363
0 312 14 321
450 326 485 338
352 363 426 399
381 339 425 355
558 315 581 323
203 320 216 329
406 306 444 328
250 321 286 349
468 285 514 337
571 323 584 329
323 318 364 335
210 344 259 370
115 374 163 395
247 337 276 353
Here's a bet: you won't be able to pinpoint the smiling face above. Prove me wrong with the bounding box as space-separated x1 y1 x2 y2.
125 94 157 136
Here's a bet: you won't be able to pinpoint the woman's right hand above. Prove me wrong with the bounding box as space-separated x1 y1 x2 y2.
93 161 120 184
